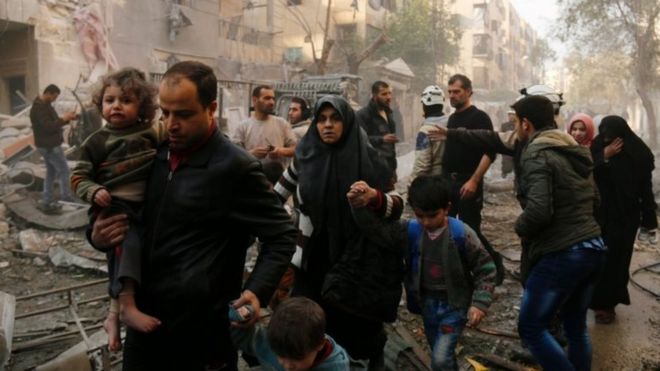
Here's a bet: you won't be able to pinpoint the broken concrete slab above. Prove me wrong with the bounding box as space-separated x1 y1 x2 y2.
0 128 20 139
0 203 7 220
0 222 9 239
1 117 30 130
48 246 106 274
19 229 49 253
0 291 16 368
2 137 36 163
4 192 88 230
35 329 108 371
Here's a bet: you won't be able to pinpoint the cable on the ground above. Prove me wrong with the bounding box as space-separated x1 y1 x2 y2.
630 261 660 299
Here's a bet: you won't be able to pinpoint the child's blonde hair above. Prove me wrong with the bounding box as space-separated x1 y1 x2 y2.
93 67 157 123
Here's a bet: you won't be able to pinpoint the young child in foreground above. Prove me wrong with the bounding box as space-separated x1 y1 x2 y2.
71 68 164 351
231 297 350 370
348 174 496 370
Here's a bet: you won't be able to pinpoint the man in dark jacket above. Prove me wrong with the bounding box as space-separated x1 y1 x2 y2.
356 81 399 177
512 95 604 371
91 61 296 370
29 84 77 212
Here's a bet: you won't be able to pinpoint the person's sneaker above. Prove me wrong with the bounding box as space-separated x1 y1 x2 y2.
638 228 658 244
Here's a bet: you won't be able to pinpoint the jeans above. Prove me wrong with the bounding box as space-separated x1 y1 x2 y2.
421 297 467 371
518 248 604 371
37 146 73 203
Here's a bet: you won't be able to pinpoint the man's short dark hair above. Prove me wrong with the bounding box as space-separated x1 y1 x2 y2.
371 81 389 95
511 95 555 131
290 96 310 120
448 74 472 92
252 85 274 98
267 297 326 359
163 61 217 108
43 84 61 95
408 175 451 211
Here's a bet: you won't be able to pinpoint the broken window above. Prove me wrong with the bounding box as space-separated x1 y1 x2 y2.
284 47 303 63
473 33 492 57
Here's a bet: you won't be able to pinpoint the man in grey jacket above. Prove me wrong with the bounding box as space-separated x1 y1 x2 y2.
512 95 604 371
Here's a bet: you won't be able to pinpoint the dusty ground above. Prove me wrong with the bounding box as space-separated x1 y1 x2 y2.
0 189 659 370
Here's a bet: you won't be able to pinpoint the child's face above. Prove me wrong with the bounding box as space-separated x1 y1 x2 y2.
570 121 587 142
102 84 140 128
276 343 324 371
413 207 450 231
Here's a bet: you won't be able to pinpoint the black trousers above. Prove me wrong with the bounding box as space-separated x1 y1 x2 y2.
122 324 238 371
445 173 484 232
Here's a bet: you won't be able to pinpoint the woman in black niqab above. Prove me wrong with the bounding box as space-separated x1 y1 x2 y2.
589 115 657 323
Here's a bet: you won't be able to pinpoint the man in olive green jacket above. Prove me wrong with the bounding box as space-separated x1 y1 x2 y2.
512 95 604 371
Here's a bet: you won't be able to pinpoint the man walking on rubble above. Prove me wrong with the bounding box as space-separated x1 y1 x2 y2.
90 61 296 370
232 85 297 168
30 84 78 213
357 81 400 179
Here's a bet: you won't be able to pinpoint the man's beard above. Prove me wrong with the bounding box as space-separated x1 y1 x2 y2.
450 100 464 110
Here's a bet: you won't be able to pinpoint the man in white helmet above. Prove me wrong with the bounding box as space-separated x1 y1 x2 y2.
409 85 448 185
519 84 565 128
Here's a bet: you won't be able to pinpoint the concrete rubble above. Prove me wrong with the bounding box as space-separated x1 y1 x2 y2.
0 291 16 369
0 130 655 370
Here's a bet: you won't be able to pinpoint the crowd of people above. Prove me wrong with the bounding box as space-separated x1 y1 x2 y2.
27 61 656 371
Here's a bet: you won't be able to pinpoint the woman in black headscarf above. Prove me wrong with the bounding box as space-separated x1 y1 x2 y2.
274 95 403 368
589 115 657 323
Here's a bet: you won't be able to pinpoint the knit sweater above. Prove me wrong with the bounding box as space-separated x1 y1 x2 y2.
71 120 165 204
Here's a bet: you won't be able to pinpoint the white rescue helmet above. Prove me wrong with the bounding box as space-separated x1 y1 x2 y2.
421 85 445 106
519 84 565 113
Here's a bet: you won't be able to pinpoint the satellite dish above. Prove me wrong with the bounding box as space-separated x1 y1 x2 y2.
369 0 382 10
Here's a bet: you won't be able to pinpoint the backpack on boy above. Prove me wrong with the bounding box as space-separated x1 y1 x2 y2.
405 217 503 315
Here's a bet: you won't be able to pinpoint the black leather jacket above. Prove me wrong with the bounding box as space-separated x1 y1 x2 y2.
356 100 397 163
139 131 296 335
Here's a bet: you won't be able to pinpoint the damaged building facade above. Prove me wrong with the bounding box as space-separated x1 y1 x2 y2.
0 0 280 112
0 0 424 143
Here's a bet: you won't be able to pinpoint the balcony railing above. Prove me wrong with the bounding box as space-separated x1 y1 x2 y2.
218 17 275 47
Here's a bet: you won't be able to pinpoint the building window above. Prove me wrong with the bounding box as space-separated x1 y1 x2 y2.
472 4 487 29
287 0 303 5
284 47 303 63
473 34 492 57
336 23 358 42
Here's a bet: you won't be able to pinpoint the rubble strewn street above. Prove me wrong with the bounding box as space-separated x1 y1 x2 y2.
2 0 660 369
0 153 657 369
